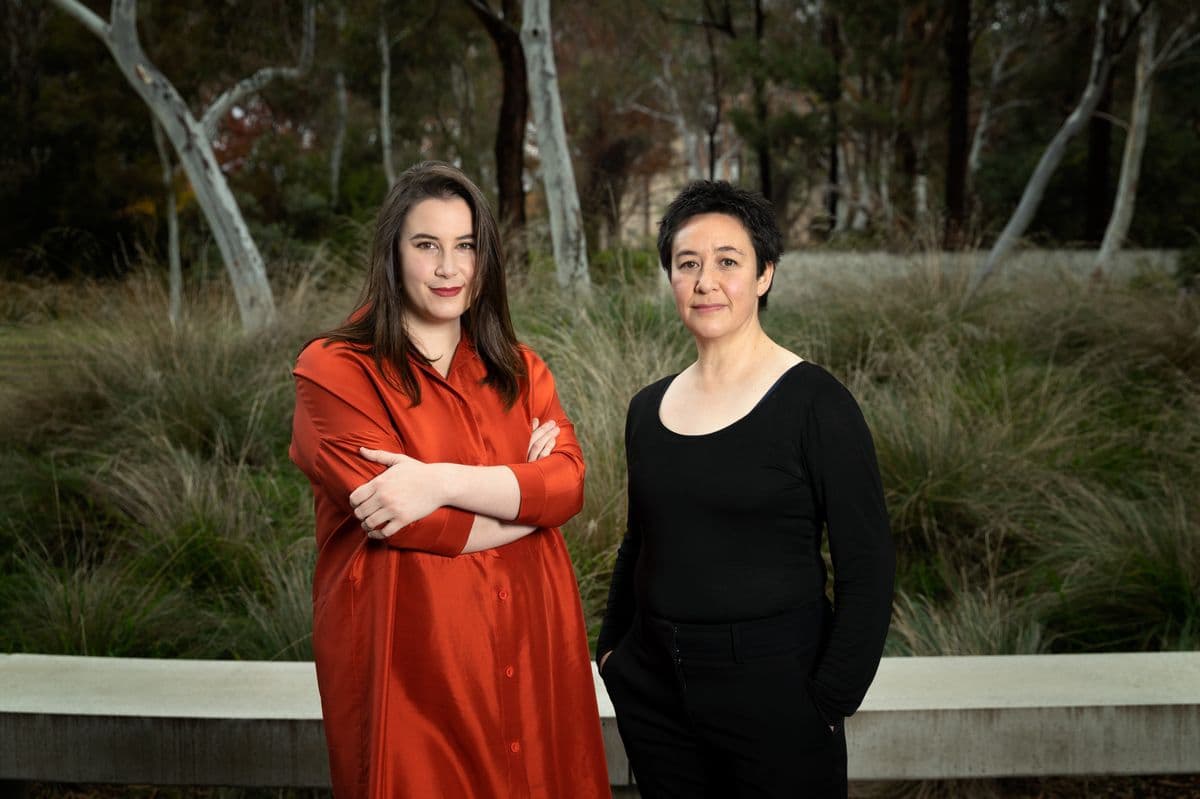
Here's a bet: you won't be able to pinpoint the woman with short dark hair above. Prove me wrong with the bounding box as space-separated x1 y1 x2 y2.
597 180 895 798
290 161 609 798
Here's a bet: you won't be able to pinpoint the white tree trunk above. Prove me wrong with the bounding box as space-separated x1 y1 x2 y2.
968 0 1116 298
378 6 397 189
48 0 302 331
968 94 992 183
331 71 347 206
835 141 852 232
854 153 873 230
151 119 182 327
1095 5 1158 275
521 0 590 292
968 37 1017 185
652 54 703 181
913 173 929 223
878 131 894 227
330 6 347 207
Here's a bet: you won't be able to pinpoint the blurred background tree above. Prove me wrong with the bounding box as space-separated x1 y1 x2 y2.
2 0 1198 285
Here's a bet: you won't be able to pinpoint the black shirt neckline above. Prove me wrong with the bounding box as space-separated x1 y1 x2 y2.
655 360 811 439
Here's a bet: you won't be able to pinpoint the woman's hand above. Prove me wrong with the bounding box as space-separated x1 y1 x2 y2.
351 449 446 539
351 418 556 539
527 417 559 461
598 650 613 674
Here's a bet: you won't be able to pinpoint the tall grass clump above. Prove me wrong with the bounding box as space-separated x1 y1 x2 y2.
768 255 1198 653
512 267 691 636
1 249 1196 666
0 268 339 659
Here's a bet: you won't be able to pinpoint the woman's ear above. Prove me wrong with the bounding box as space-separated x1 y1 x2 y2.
757 261 775 297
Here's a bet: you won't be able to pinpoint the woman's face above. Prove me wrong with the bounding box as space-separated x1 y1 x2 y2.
668 212 773 341
397 196 477 330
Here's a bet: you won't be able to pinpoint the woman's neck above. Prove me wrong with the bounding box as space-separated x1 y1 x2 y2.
691 322 774 388
407 319 463 377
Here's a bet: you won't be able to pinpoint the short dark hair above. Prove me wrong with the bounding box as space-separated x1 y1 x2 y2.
656 181 783 309
321 161 524 407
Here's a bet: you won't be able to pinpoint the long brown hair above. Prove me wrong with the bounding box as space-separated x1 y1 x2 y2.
322 161 524 407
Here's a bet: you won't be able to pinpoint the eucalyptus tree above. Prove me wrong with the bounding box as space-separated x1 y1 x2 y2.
46 0 316 331
1095 0 1199 275
967 0 1145 299
463 0 528 234
522 0 590 291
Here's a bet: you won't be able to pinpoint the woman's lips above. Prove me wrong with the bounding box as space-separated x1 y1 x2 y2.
692 304 725 312
431 286 463 297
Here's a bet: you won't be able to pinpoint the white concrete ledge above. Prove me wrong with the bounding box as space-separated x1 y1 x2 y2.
851 653 1200 779
2 652 1198 786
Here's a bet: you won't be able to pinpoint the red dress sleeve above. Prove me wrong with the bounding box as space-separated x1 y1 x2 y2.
507 349 586 528
290 342 474 557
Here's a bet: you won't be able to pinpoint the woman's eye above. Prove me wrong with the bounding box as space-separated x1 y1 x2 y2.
720 258 737 267
458 241 475 250
416 241 436 250
677 261 698 270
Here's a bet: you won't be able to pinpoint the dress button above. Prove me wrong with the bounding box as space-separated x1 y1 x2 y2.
510 741 521 753
504 665 515 678
498 589 509 600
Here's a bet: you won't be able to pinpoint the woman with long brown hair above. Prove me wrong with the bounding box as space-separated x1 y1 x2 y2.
290 161 608 798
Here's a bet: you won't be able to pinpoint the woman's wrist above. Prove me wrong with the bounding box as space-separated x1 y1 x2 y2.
429 462 463 508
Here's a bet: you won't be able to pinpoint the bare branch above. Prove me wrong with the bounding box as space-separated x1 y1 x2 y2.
1091 110 1131 131
626 101 675 123
1152 14 1200 69
46 0 109 40
463 0 515 40
201 0 316 138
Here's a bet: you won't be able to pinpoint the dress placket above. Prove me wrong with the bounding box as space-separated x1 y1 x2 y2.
434 356 532 797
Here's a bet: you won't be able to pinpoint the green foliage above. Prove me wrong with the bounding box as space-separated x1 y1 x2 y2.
585 247 662 287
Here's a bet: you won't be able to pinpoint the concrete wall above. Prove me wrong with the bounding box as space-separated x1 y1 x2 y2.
2 652 1198 787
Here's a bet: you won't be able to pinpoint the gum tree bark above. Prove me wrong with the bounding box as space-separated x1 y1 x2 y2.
521 0 589 292
331 4 348 206
378 3 397 189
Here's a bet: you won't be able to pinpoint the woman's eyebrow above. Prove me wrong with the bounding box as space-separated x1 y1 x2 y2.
408 232 474 240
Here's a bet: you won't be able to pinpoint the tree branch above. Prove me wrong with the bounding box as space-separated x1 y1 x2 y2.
46 0 109 40
201 0 316 138
1152 14 1199 70
463 0 514 41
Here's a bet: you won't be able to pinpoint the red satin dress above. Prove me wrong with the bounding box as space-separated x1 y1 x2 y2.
289 336 609 799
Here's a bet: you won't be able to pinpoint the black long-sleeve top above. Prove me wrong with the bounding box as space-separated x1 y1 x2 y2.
596 362 895 724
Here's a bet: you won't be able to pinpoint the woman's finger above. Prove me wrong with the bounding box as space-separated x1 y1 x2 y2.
363 508 390 532
352 496 381 520
359 447 406 466
348 481 377 508
528 432 556 461
526 421 558 457
535 434 557 460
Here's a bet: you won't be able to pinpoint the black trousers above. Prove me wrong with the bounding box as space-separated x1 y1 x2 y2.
601 603 847 799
